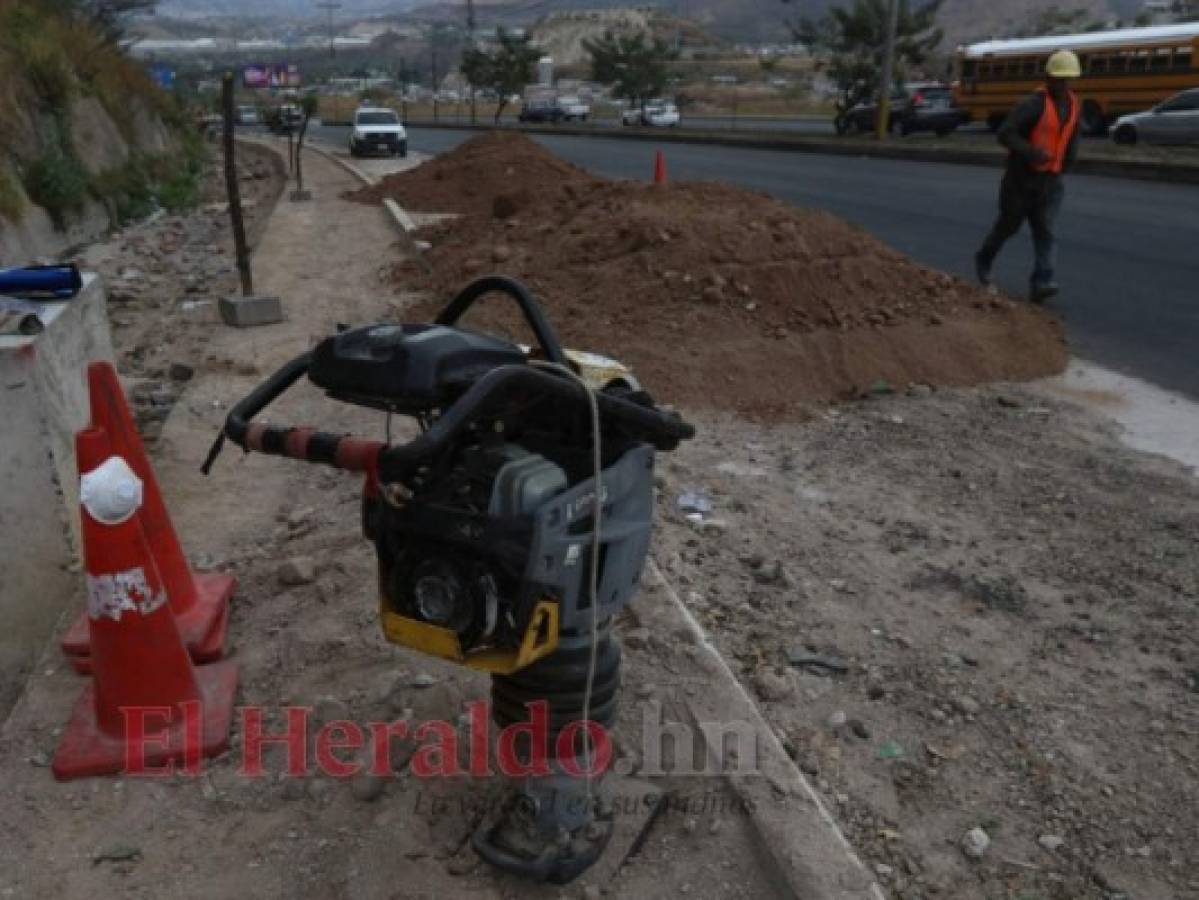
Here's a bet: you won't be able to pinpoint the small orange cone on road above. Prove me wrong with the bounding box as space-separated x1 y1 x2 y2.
52 427 238 780
61 361 233 673
654 149 667 185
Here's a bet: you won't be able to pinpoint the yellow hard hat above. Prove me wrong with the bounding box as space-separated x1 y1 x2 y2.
1046 50 1082 78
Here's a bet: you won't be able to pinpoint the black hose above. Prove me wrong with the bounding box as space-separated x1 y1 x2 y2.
377 364 693 482
225 351 313 448
435 276 569 367
201 352 313 475
206 284 695 477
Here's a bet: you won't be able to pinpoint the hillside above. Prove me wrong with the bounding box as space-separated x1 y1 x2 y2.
412 0 1135 47
152 0 1159 53
155 0 420 17
0 0 191 262
529 8 722 66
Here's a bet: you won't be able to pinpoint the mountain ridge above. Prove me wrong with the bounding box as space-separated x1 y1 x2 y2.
154 0 1144 45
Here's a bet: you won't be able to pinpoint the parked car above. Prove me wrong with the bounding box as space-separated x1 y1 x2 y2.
555 95 590 121
349 107 407 158
235 105 259 126
1112 88 1199 146
518 99 562 123
621 101 681 127
840 83 967 136
267 104 303 134
197 112 223 139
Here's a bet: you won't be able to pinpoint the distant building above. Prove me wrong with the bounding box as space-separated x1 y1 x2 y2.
326 76 396 94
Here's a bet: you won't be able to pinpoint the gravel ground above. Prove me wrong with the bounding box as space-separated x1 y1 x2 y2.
653 385 1199 900
0 143 784 900
3 137 1196 900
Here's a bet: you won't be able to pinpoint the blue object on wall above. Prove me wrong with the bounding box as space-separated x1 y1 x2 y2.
148 63 177 90
0 264 83 299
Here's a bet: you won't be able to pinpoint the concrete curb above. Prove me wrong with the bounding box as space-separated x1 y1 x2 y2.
637 562 887 900
400 120 1199 186
302 141 419 235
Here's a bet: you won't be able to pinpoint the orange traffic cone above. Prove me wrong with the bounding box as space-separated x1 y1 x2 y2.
52 428 238 780
653 150 667 185
61 361 233 673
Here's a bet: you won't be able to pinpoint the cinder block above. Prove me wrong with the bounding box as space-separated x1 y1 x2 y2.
289 189 312 203
219 295 283 327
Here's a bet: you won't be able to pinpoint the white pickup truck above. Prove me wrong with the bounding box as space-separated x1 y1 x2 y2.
349 107 408 158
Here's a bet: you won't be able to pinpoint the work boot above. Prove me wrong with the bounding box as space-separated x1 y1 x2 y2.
1029 281 1059 303
974 251 996 294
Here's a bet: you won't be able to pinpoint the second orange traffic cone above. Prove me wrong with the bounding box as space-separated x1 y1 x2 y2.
653 150 667 185
61 361 233 673
52 428 238 780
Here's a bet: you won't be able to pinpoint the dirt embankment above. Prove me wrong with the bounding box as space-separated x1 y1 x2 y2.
353 132 1068 419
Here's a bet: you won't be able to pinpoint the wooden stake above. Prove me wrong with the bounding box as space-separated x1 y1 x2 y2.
222 72 253 297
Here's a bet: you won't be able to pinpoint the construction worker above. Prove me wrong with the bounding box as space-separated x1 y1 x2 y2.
974 49 1082 303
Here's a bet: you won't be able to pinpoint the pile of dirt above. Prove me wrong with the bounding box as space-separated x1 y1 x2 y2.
387 133 1068 418
347 130 598 219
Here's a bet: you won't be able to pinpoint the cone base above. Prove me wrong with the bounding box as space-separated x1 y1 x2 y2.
52 658 239 780
62 572 235 674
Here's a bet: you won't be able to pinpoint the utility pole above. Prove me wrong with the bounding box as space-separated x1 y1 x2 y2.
466 0 477 125
316 1 341 60
431 45 439 123
398 55 408 121
876 0 900 140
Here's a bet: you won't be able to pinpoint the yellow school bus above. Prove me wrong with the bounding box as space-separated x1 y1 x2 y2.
955 22 1199 135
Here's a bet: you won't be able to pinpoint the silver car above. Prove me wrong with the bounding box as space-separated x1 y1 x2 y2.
1112 88 1199 146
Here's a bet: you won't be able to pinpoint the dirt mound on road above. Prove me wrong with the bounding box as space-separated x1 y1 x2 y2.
389 134 1067 418
347 129 598 218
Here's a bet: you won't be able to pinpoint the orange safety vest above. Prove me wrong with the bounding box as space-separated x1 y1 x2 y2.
1029 87 1080 174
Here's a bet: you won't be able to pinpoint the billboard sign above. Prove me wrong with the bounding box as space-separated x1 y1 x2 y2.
243 64 302 90
243 64 270 89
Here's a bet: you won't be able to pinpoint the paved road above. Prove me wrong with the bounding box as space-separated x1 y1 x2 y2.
319 123 1199 400
401 112 834 134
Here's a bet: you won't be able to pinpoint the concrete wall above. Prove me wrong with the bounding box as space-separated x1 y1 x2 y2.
0 274 112 715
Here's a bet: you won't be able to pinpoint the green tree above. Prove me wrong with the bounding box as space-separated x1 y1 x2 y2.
585 31 678 111
460 46 493 96
459 30 541 124
786 0 943 112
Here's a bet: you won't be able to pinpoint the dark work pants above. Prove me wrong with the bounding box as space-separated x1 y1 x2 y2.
977 172 1065 287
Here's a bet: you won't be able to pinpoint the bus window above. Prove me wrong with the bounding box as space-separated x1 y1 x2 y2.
961 59 977 78
1088 54 1108 74
1175 48 1193 71
1129 50 1149 72
1022 57 1038 76
1111 52 1130 73
1151 48 1171 71
979 62 992 79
